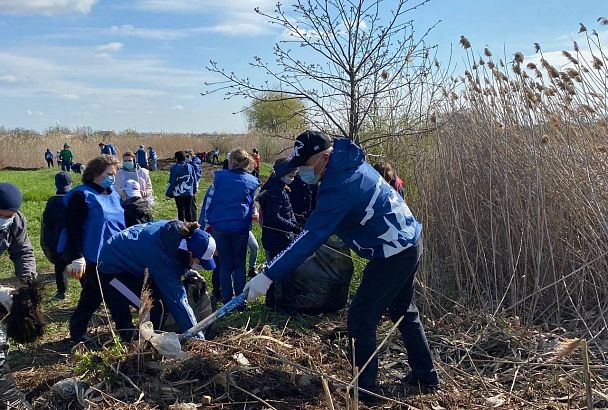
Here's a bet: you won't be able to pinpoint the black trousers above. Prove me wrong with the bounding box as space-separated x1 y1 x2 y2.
190 194 198 222
175 196 194 222
99 273 164 341
54 260 68 294
69 263 102 339
46 159 53 168
347 240 438 392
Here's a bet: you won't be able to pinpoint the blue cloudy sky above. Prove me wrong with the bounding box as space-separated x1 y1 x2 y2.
0 0 604 133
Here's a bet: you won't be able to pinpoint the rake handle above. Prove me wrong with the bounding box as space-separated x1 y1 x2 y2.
180 293 246 340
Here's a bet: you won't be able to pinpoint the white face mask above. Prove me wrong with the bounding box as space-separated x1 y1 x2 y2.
0 216 14 230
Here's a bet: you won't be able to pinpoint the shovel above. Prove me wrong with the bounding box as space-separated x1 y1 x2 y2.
140 293 246 358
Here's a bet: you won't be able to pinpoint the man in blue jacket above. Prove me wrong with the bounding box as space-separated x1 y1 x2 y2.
244 131 438 401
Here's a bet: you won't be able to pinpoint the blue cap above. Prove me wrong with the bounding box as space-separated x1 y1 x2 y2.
186 228 216 270
0 183 22 211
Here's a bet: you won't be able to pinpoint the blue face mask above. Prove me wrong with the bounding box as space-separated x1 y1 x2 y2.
100 175 115 188
123 161 134 170
299 166 320 185
0 216 13 230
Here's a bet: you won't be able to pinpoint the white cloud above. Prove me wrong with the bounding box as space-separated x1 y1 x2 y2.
131 0 276 36
96 42 123 53
109 25 190 40
26 109 42 116
60 93 80 100
172 104 185 110
0 74 18 83
0 0 97 15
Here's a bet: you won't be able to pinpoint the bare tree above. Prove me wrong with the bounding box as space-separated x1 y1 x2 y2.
203 0 446 144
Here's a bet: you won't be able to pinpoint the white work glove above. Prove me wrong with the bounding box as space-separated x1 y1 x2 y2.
244 273 273 302
0 286 14 311
67 257 86 279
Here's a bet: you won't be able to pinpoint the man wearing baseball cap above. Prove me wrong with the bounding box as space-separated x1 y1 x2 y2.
244 130 438 402
0 183 37 283
97 220 216 340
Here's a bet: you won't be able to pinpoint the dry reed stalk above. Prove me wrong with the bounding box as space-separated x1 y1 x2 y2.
581 339 593 410
322 378 335 410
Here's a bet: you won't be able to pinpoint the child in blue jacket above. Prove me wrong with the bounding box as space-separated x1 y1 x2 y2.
166 151 198 222
97 220 216 341
41 172 72 299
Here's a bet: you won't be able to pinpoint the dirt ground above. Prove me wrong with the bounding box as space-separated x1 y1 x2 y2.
9 302 608 409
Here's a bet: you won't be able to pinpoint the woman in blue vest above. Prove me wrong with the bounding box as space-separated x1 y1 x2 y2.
97 220 215 341
64 155 126 343
206 149 259 303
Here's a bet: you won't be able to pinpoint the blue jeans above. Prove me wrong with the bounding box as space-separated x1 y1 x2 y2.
213 230 249 302
347 239 437 392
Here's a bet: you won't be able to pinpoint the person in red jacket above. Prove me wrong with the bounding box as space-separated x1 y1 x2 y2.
373 161 405 199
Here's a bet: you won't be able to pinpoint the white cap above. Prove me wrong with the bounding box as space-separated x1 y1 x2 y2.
123 179 142 198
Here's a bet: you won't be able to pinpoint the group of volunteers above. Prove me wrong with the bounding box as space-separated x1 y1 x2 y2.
3 130 439 406
44 143 159 173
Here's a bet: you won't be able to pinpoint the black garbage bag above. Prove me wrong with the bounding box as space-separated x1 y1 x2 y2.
162 277 213 333
266 236 354 314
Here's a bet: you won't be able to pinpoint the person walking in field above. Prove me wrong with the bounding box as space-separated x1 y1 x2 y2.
62 156 126 343
41 172 72 300
148 146 158 171
59 143 73 172
244 131 438 403
56 150 61 168
135 145 148 169
44 148 54 168
166 151 198 222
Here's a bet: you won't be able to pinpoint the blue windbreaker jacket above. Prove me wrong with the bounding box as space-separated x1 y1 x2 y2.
135 148 147 168
206 169 259 233
97 220 200 335
166 162 197 197
264 138 422 282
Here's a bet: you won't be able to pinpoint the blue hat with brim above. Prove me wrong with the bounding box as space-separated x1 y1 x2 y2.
186 228 216 270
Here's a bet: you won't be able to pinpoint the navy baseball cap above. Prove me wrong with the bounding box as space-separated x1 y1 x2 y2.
287 130 332 168
186 228 216 270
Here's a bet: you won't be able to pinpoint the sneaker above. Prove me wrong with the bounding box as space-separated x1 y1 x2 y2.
403 372 439 394
53 292 66 300
247 267 256 278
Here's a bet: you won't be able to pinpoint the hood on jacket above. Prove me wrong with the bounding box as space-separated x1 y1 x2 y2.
322 138 365 182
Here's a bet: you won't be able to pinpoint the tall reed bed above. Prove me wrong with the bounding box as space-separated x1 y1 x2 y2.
414 22 608 342
0 131 260 168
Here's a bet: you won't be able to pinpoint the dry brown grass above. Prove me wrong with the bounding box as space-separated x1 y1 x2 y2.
0 130 264 168
410 22 608 347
